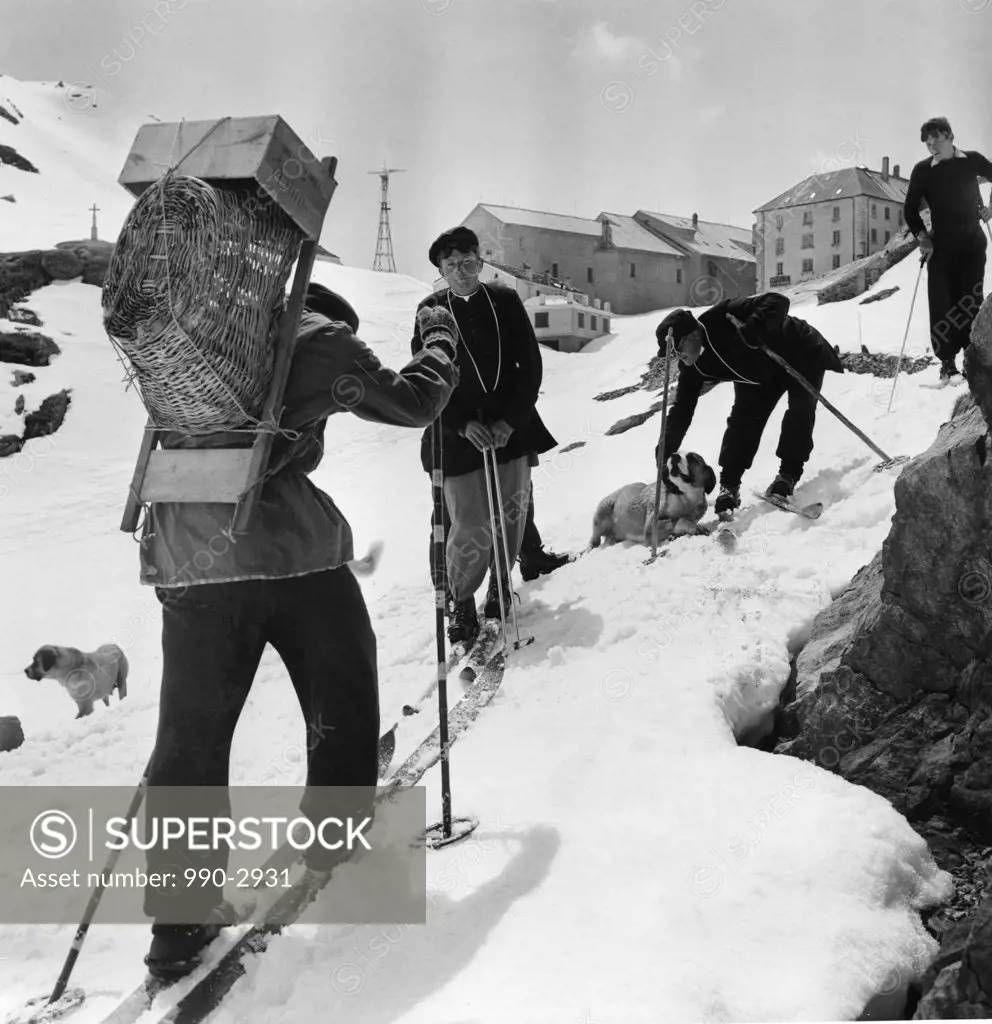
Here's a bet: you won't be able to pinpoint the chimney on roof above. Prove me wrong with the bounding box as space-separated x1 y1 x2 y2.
893 163 900 178
881 156 889 181
692 212 698 229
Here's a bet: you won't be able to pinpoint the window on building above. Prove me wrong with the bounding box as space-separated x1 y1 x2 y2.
802 211 813 226
832 255 841 269
534 312 549 329
884 207 891 221
871 228 877 243
676 268 682 283
602 318 610 333
833 206 841 222
775 215 783 230
587 267 593 283
802 234 814 249
802 258 814 274
898 210 904 226
708 260 718 278
871 203 877 219
832 230 841 245
552 262 559 278
577 313 585 328
775 238 784 255
776 261 784 276
591 315 598 330
630 263 636 278
885 231 891 243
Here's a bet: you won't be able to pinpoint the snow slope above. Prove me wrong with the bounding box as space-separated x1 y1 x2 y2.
0 73 981 1023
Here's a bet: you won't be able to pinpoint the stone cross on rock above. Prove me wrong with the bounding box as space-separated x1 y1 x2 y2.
90 203 100 241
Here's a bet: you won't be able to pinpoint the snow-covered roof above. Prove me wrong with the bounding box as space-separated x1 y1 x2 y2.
597 213 686 258
477 204 685 257
635 211 756 263
754 167 910 213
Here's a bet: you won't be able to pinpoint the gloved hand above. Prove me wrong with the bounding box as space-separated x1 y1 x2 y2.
418 306 458 359
981 205 992 224
917 232 934 262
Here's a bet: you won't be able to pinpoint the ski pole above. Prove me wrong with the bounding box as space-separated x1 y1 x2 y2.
726 314 893 463
486 444 534 651
650 328 675 561
479 444 511 651
44 752 154 1006
429 417 455 841
887 255 926 413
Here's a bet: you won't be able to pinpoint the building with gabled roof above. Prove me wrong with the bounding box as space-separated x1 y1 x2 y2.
752 156 911 292
463 202 688 314
633 210 756 303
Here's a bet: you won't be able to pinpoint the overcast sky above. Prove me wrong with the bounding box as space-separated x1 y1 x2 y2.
3 0 989 283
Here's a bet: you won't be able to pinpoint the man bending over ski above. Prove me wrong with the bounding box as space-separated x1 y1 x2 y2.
654 291 843 518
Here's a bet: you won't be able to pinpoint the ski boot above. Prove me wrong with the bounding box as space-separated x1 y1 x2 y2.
714 484 741 519
518 546 571 582
766 473 797 500
939 359 962 385
447 597 480 648
483 571 519 619
144 901 236 980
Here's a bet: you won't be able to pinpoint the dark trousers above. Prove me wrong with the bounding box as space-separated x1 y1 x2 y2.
430 480 541 593
926 244 987 363
144 567 379 922
718 361 826 488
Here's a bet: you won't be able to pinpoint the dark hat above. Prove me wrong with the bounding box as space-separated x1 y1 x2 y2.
304 282 360 334
656 309 698 349
428 225 480 268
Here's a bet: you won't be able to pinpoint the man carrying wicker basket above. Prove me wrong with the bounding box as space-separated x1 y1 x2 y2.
106 266 461 977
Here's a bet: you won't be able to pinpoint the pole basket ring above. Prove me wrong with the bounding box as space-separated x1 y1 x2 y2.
421 815 479 850
10 986 85 1024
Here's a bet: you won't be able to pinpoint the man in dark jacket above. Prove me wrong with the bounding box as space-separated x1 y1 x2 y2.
412 226 557 647
903 116 992 383
135 283 459 979
654 292 843 517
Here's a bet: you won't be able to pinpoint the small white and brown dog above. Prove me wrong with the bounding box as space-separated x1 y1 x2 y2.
24 643 129 719
588 451 717 549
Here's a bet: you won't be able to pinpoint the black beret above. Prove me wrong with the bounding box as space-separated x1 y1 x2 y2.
655 309 698 348
428 225 480 268
304 282 360 334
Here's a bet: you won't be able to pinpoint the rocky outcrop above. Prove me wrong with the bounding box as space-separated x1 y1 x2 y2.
0 717 24 753
0 330 60 366
0 144 38 173
777 293 992 1015
23 389 71 439
0 241 115 318
11 369 36 386
779 389 992 835
914 899 992 1018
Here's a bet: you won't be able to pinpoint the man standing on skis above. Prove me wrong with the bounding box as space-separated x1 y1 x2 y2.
412 226 557 649
654 292 843 517
904 116 992 384
134 282 460 979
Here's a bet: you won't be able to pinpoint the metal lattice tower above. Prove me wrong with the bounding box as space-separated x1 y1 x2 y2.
368 161 405 272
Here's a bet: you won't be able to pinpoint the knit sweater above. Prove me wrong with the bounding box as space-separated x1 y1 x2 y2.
904 149 992 250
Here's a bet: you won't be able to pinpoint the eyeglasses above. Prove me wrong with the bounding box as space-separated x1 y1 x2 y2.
440 256 482 274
